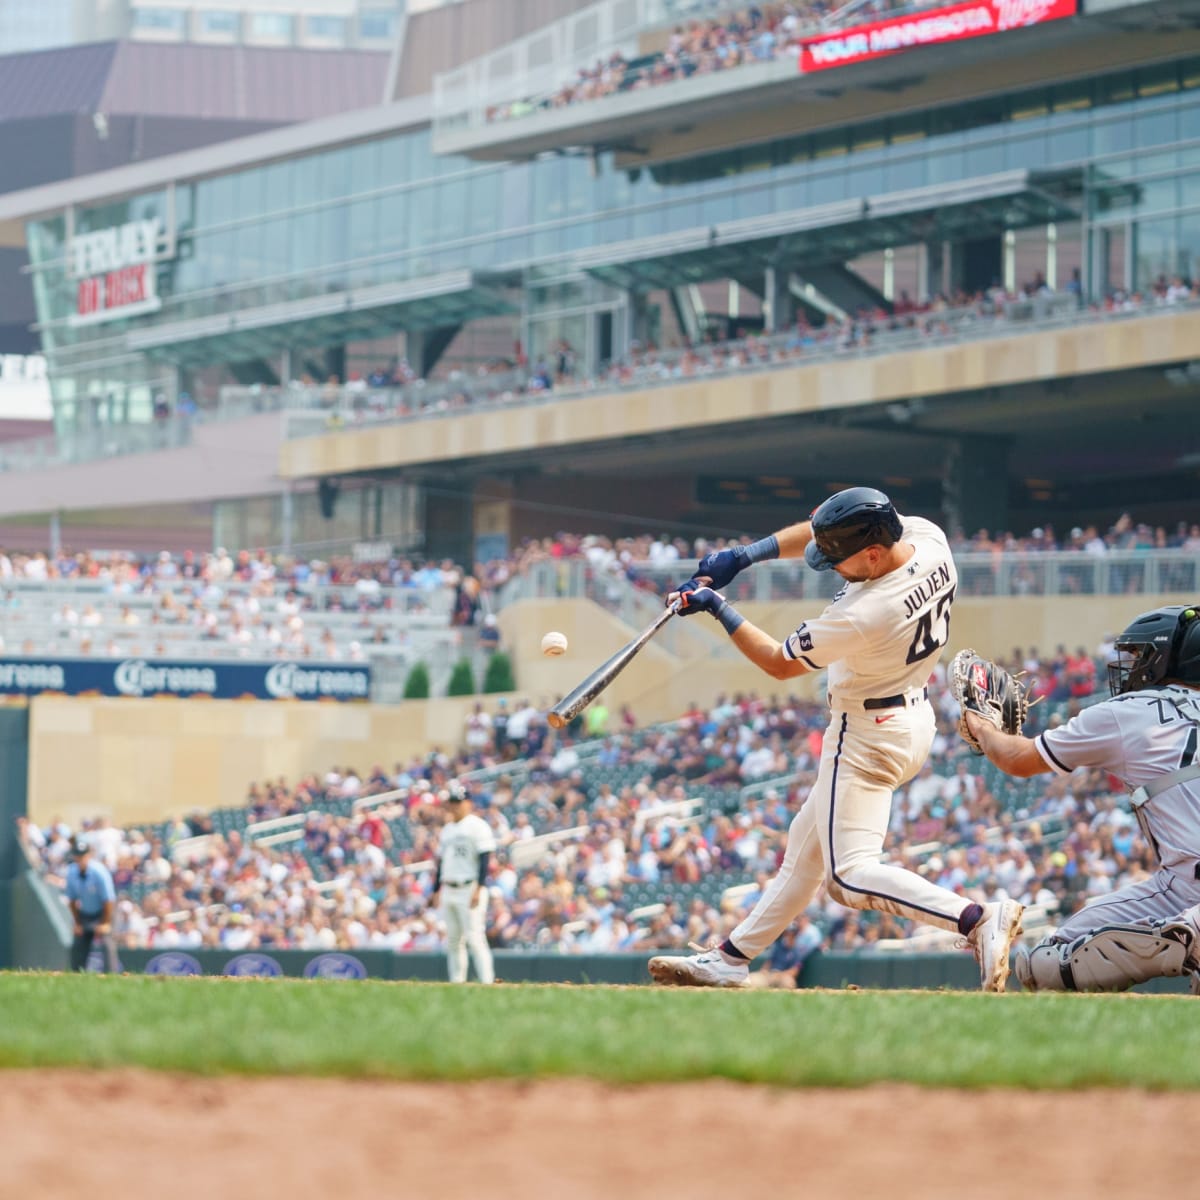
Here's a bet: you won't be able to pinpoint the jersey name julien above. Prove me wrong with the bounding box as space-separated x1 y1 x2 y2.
1037 685 1200 875
782 515 957 707
438 812 497 885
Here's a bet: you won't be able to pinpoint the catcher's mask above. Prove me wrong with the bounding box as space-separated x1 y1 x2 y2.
1107 604 1200 697
805 486 903 572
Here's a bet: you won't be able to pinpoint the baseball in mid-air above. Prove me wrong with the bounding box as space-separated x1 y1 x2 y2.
541 631 568 657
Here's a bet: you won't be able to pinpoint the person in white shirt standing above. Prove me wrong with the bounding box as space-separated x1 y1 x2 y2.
430 785 497 984
959 603 1200 993
648 487 1024 992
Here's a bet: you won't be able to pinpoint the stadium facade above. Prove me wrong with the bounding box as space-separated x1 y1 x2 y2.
0 39 391 358
3 0 1200 556
0 0 406 55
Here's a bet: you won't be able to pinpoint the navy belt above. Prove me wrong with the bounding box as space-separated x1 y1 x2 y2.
863 687 929 711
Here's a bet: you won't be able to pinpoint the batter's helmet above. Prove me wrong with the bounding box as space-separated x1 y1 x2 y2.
1107 604 1200 697
805 487 903 572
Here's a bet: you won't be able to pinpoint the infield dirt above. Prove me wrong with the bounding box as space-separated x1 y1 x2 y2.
3 1070 1193 1198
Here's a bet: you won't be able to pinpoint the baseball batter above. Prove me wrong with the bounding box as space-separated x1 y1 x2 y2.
961 603 1200 992
649 487 1024 992
430 786 496 984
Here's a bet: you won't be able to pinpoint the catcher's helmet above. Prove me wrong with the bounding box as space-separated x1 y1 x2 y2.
805 487 903 572
1107 604 1200 696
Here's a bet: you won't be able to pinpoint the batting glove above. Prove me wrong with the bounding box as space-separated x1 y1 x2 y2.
676 583 726 617
696 548 747 589
677 583 745 635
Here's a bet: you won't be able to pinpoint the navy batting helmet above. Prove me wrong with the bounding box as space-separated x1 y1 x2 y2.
805 487 903 572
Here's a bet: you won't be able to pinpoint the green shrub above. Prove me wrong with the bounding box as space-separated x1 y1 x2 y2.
483 651 515 694
403 662 430 699
447 658 476 697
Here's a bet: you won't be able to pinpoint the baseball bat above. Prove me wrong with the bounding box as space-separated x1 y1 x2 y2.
547 603 678 729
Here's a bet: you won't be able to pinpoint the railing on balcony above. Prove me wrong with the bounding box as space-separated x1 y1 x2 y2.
279 293 1196 441
498 552 1200 603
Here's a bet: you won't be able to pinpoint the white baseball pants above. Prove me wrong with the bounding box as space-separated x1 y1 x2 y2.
441 883 495 984
731 700 976 958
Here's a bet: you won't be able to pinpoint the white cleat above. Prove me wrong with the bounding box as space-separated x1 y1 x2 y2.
648 949 749 989
969 899 1025 993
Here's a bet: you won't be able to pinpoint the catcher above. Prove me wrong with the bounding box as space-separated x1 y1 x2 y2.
950 604 1200 993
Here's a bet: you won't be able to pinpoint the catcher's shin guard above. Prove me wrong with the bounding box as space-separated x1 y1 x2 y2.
1017 923 1195 992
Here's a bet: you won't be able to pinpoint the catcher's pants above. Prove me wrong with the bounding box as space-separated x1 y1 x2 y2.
731 699 976 958
1049 868 1200 943
441 883 495 983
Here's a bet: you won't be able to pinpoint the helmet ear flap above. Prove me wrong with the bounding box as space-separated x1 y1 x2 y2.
1170 606 1200 685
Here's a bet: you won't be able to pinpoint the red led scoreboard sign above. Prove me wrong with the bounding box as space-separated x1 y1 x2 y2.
69 218 165 327
799 0 1078 72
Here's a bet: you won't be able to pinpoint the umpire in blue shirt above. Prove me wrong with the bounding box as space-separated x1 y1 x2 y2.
65 837 118 972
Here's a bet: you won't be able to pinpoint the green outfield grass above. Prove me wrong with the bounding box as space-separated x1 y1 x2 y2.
1 973 1198 1089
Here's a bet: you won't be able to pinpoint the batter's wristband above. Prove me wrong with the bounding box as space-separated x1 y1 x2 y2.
742 535 780 565
715 601 745 636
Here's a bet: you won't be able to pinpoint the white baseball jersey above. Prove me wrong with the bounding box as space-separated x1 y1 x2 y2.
1036 685 1200 877
782 515 957 708
437 812 496 885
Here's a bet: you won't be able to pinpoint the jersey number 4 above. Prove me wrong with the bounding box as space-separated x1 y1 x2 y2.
905 586 955 665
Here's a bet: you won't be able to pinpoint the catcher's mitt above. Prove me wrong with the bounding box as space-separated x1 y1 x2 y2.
948 649 1030 755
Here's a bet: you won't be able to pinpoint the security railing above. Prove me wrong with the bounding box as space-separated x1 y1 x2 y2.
11 296 1198 474
498 551 1200 603
0 417 194 474
431 0 942 138
281 295 1198 441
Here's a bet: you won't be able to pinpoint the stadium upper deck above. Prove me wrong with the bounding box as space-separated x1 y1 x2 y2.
2 0 1200 555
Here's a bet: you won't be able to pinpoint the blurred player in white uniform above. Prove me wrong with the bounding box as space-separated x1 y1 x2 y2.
962 603 1200 992
649 487 1023 992
431 786 496 984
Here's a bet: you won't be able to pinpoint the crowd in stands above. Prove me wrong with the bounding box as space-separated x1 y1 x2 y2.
286 270 1200 429
486 2 927 123
0 546 490 662
0 503 1195 661
21 637 1165 975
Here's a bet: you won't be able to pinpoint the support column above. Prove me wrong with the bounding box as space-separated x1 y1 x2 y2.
405 326 462 377
776 272 796 330
628 289 651 347
764 265 777 334
423 482 474 565
943 437 1011 538
324 345 346 385
922 241 944 301
281 486 294 556
473 477 515 564
956 235 1003 295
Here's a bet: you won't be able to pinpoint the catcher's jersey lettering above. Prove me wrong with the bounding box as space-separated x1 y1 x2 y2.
783 515 957 707
1037 685 1200 875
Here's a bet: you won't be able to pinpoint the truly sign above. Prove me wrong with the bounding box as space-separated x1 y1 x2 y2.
69 218 165 327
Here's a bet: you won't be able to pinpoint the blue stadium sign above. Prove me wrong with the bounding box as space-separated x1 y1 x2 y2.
303 953 369 980
222 953 284 977
145 951 203 976
0 657 370 701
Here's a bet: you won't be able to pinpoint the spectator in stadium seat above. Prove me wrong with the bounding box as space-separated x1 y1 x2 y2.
480 613 502 653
